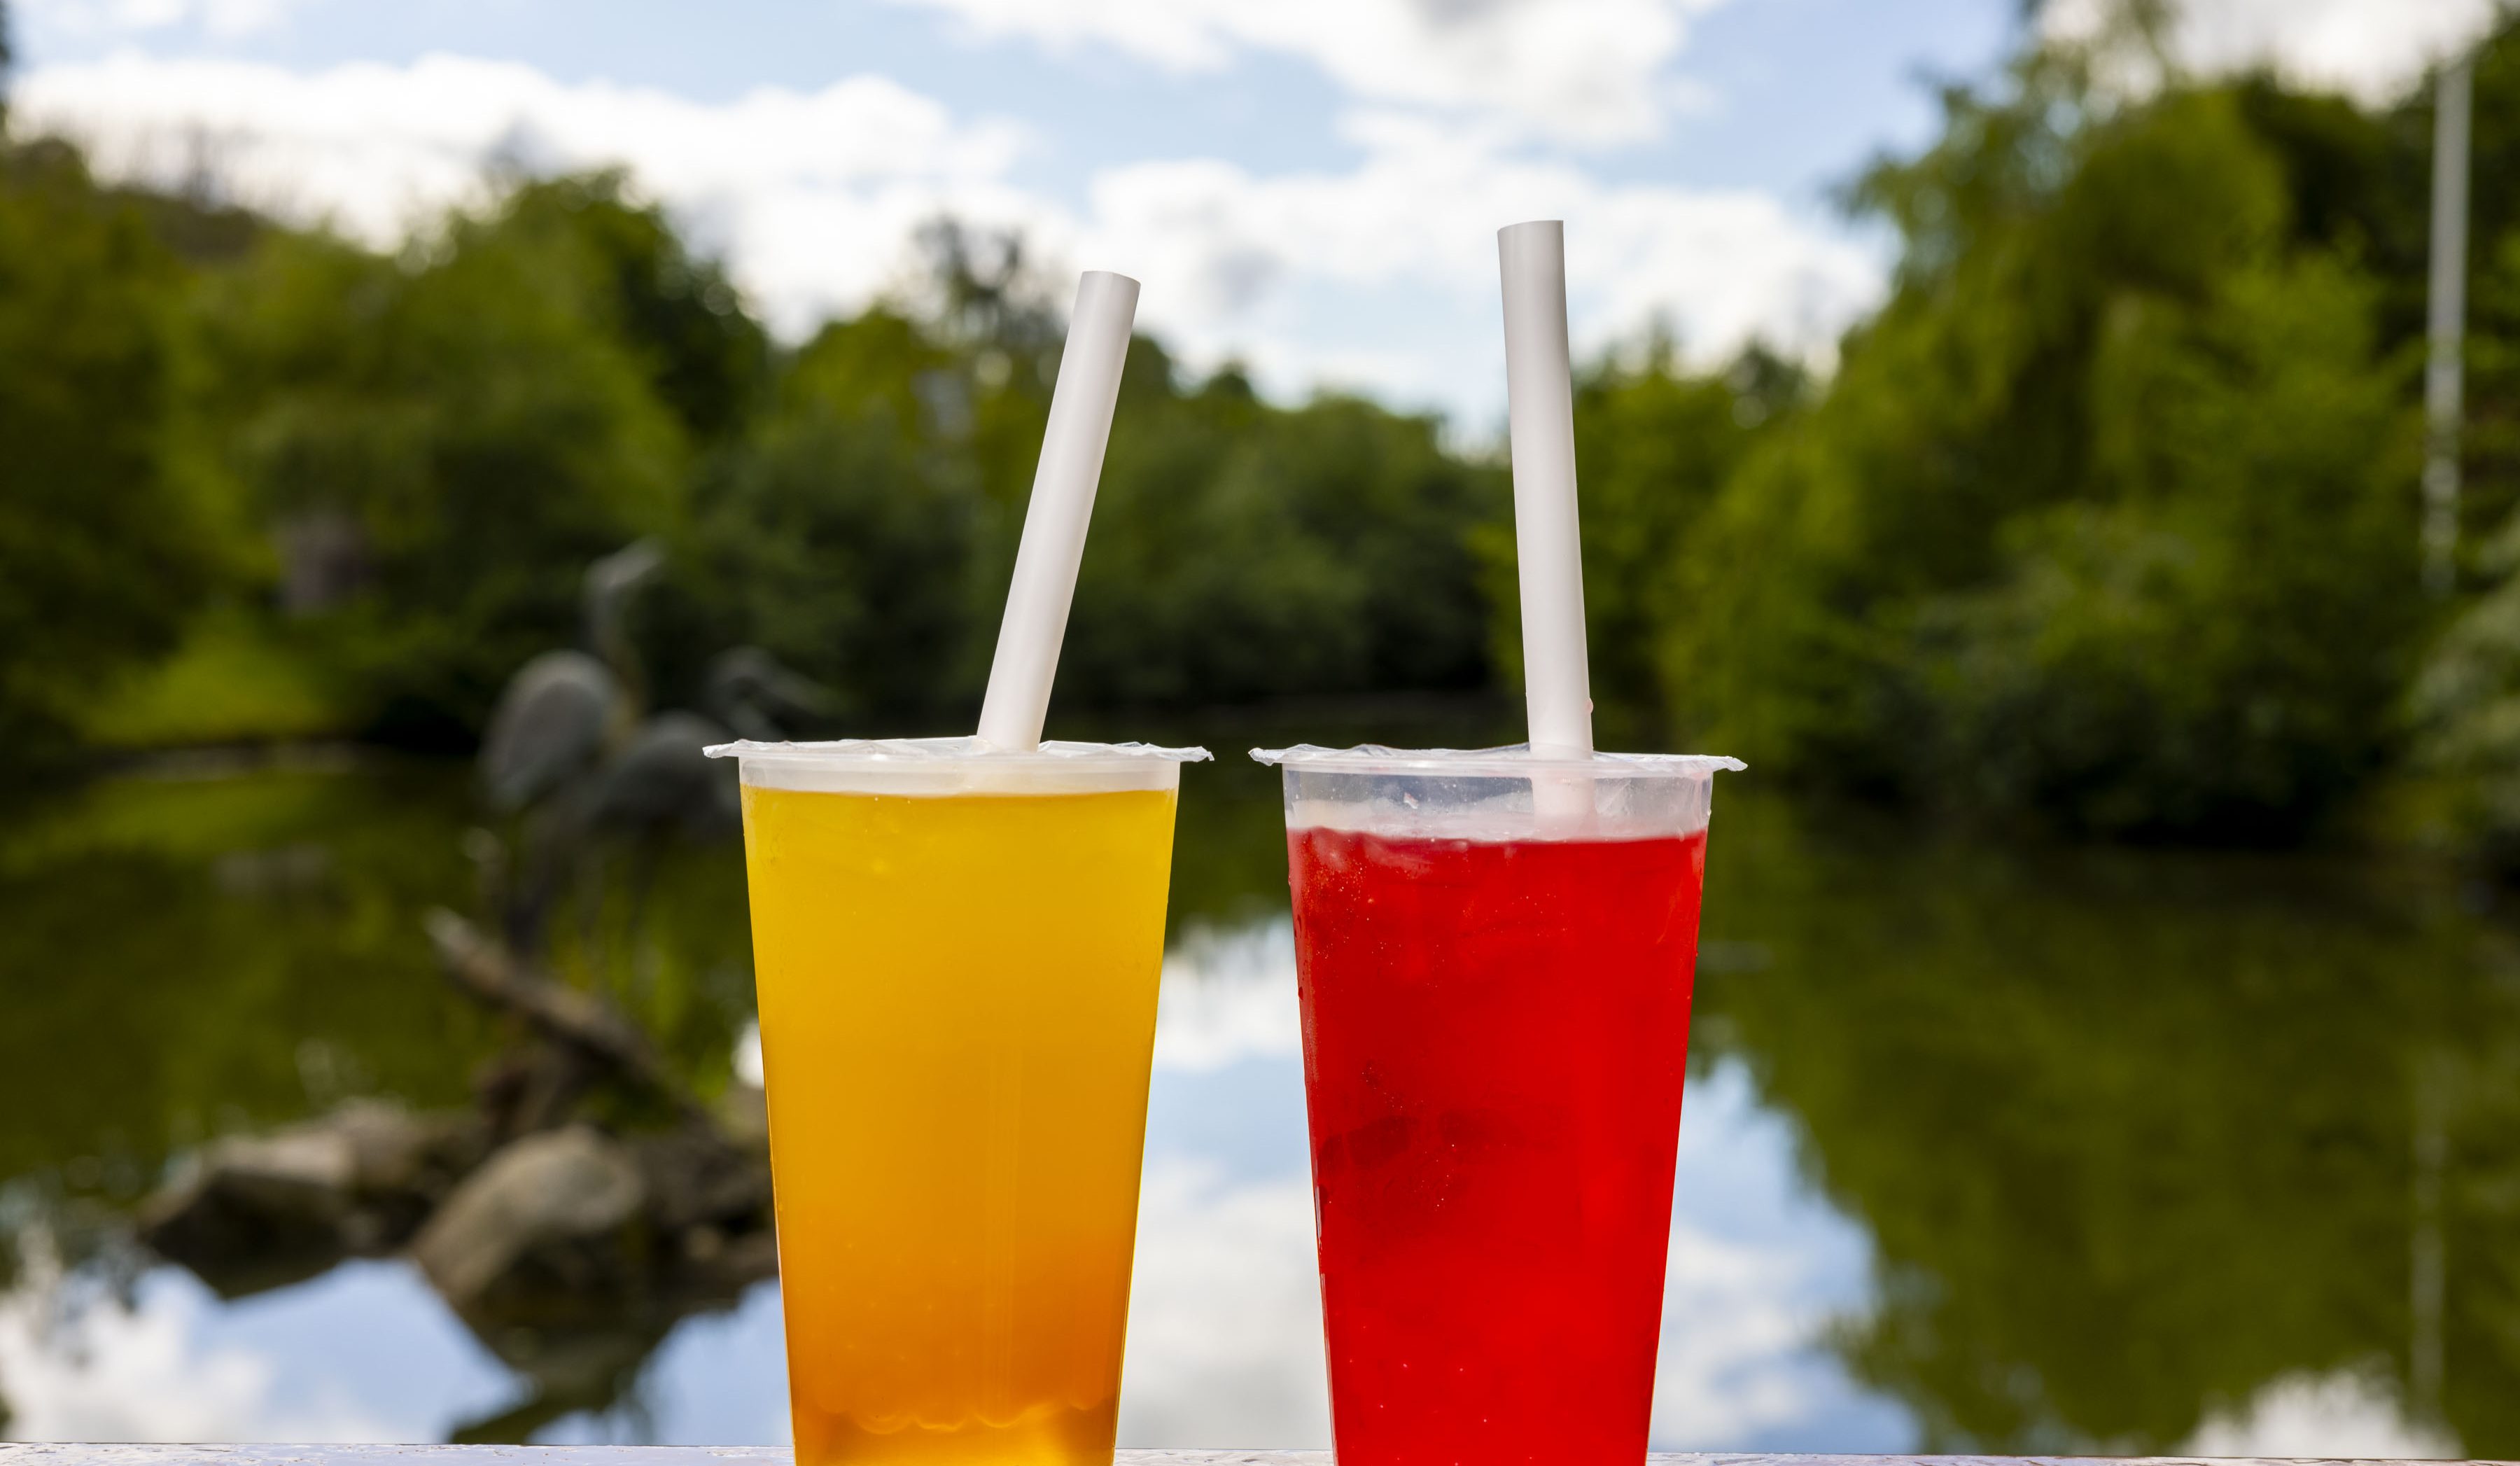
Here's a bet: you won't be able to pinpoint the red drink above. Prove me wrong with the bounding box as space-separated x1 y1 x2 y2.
1288 822 1708 1466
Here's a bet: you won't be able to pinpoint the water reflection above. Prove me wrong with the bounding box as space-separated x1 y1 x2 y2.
0 1258 508 1441
1124 918 1906 1451
0 946 1896 1452
0 759 496 1192
1693 793 2518 1455
1 748 2517 1453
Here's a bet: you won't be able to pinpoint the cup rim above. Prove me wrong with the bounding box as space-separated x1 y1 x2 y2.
1250 742 1744 779
706 736 1213 774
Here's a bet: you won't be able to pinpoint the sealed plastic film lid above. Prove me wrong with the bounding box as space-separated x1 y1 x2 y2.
1252 743 1740 839
1249 743 1743 778
708 736 1211 794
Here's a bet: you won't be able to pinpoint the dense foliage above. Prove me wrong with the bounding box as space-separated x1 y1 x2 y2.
191 179 699 744
10 8 2520 853
0 141 219 765
1669 53 2435 840
663 279 1497 728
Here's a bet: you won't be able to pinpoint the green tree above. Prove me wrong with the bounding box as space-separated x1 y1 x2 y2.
1483 340 1799 747
486 173 769 445
2414 230 2520 866
1667 54 2421 838
0 140 220 772
1063 347 1500 710
2402 19 2520 804
666 305 990 726
195 181 692 742
673 223 1506 731
1914 253 2418 837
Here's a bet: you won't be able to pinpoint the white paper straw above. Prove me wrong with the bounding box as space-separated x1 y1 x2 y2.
1497 220 1594 764
976 270 1141 752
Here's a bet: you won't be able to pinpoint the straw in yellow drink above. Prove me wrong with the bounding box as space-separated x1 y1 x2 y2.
737 767 1181 1466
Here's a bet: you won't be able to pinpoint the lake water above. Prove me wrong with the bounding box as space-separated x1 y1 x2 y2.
3 722 2516 1455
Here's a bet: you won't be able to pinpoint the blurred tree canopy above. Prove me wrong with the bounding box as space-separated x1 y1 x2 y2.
13 6 2520 855
190 176 692 744
0 140 220 767
2395 22 2520 867
652 231 1504 729
1666 46 2430 841
1485 339 1804 747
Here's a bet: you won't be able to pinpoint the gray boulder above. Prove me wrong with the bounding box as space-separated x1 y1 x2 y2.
139 1100 480 1297
413 1124 648 1316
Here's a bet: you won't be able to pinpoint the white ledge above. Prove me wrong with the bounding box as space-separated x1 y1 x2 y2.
0 1447 2510 1466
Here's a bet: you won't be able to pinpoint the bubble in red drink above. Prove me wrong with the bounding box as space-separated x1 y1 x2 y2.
1258 746 1734 1466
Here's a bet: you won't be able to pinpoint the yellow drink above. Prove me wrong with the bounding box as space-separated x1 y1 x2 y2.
738 775 1177 1466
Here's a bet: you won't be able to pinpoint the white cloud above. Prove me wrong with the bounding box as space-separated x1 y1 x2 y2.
1113 1157 1879 1452
13 53 1041 335
1652 1222 1842 1442
20 0 311 40
0 1250 391 1442
1082 109 1877 403
2185 1367 2461 1459
15 52 1877 419
1153 918 1304 1073
2043 0 2500 104
1118 1160 1331 1448
887 0 1733 146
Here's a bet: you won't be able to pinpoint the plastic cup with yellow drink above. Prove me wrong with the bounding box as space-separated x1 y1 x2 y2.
710 271 1209 1465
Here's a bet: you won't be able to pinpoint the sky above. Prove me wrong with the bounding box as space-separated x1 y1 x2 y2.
6 0 2504 427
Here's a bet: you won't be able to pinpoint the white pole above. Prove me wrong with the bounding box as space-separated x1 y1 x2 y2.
1497 220 1595 760
2424 52 2472 598
976 270 1140 752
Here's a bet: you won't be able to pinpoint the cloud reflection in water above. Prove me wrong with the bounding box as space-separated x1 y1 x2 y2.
0 914 1901 1448
1124 916 1909 1451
